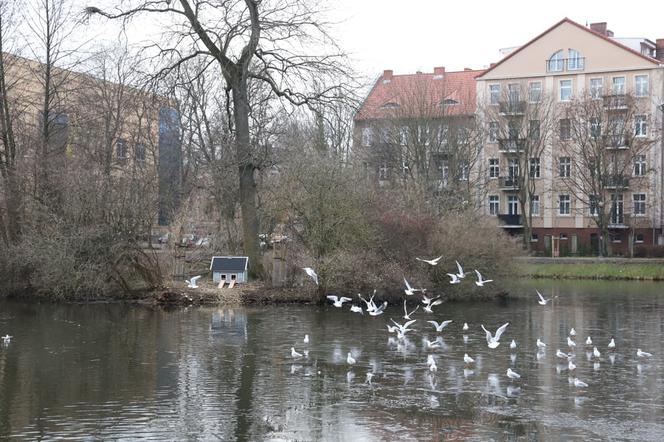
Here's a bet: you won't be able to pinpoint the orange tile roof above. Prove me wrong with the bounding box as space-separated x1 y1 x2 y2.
355 68 483 121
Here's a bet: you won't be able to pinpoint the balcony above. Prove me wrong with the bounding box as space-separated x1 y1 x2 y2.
497 214 523 228
498 138 525 153
603 94 630 111
604 176 629 189
499 100 527 116
498 176 520 190
602 134 630 150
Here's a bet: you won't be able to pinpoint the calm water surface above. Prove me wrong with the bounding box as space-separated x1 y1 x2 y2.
1 279 664 441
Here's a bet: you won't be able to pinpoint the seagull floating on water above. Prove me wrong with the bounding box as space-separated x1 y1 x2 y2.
327 295 352 308
573 378 588 388
510 339 517 349
481 323 509 349
464 353 475 365
302 267 319 285
186 275 201 288
608 338 616 349
416 255 443 266
291 347 303 358
569 328 577 337
637 349 653 358
462 323 469 331
428 320 453 332
536 338 547 349
474 270 493 287
303 334 309 344
585 336 592 347
506 368 521 380
347 352 356 365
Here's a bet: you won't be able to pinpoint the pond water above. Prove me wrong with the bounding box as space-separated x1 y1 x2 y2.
1 279 664 441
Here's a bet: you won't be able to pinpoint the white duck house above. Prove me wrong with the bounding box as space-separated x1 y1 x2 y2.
210 256 249 284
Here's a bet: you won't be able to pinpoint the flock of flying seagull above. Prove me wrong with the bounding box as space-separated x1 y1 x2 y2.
297 258 656 390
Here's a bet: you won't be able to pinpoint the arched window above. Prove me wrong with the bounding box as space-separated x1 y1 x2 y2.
568 48 584 70
547 50 564 72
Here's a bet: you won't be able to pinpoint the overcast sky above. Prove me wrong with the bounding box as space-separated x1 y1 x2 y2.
330 0 664 78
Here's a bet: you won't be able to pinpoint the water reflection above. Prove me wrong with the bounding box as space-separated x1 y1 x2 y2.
0 279 664 440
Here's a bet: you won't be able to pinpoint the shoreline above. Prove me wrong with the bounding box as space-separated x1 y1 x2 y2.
517 257 664 281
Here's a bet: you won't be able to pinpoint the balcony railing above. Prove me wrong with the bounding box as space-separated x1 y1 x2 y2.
499 100 527 116
498 138 526 153
498 176 520 190
603 94 630 110
545 57 586 72
604 176 629 189
602 134 630 149
497 214 523 228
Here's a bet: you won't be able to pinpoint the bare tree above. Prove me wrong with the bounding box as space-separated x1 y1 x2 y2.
561 92 657 256
86 0 355 278
481 85 558 250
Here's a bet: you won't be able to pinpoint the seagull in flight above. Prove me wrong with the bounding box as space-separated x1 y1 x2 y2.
474 270 493 287
455 261 467 279
506 368 521 379
446 273 461 284
186 275 202 288
350 305 363 314
302 267 319 285
637 349 653 358
428 320 453 332
403 300 420 320
358 291 378 313
481 323 509 349
416 255 443 266
2 335 11 344
369 301 388 316
422 296 443 314
536 290 555 305
403 278 424 296
327 295 352 308
391 319 417 339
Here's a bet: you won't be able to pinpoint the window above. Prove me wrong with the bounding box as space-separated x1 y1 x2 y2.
134 143 146 164
507 83 520 102
559 194 571 215
507 158 519 178
633 193 646 216
635 233 645 244
488 122 499 143
402 161 410 177
589 78 603 99
438 125 449 146
437 159 449 186
588 157 597 178
531 195 540 216
442 99 459 106
590 117 601 139
398 127 408 145
458 160 469 181
589 195 599 216
529 120 540 141
531 233 539 242
361 127 373 147
635 75 648 97
612 76 625 95
560 233 568 240
559 157 571 178
378 163 389 180
568 49 584 70
508 195 519 215
547 50 564 72
635 115 648 137
633 155 646 176
489 84 500 105
488 158 499 178
529 157 540 178
529 82 542 103
116 139 128 161
417 126 429 145
381 102 400 109
559 119 571 141
611 194 624 224
559 79 572 101
489 195 499 215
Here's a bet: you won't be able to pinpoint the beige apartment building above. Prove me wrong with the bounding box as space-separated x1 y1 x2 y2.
476 18 664 255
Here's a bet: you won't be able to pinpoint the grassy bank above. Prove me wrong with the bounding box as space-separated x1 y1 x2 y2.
519 261 664 281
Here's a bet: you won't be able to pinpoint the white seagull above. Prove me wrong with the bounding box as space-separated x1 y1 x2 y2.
474 270 493 287
386 324 398 334
510 339 517 349
304 334 309 344
593 347 601 359
422 295 443 314
358 292 377 313
403 300 420 320
391 319 417 339
403 278 424 296
2 335 11 344
446 273 461 284
573 378 588 388
350 305 363 315
462 323 469 331
536 338 547 349
425 339 442 349
327 295 352 308
428 320 453 332
556 349 572 359
347 352 356 365
585 336 593 347
464 353 475 365
637 349 653 358
481 323 510 349
302 267 319 285
455 261 467 279
567 337 577 348
186 275 202 288
568 360 577 371
569 328 577 337
416 255 443 266
291 347 303 358
608 338 616 349
536 290 554 305
369 301 388 316
506 368 521 380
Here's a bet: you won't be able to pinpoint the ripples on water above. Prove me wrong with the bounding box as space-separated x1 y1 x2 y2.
1 279 664 440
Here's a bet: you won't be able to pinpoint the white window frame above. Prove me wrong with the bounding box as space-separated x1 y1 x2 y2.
547 50 564 72
507 195 519 215
559 119 571 141
633 154 646 176
488 195 499 215
528 81 542 103
612 76 626 95
635 75 649 97
559 157 571 178
378 163 389 180
488 122 499 143
398 127 408 146
589 195 599 216
589 77 603 100
489 84 500 105
559 194 571 215
633 193 646 216
488 158 499 178
361 127 373 147
530 195 540 216
559 79 572 101
529 157 541 178
590 117 601 139
635 115 648 137
568 48 584 71
635 233 645 244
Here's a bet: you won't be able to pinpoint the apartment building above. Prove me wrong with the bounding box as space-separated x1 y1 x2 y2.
476 18 664 255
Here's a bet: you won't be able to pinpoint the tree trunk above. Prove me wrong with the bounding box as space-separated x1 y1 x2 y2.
231 74 264 279
4 168 21 242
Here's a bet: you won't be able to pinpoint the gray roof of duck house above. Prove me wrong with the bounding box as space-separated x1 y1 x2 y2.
210 256 249 272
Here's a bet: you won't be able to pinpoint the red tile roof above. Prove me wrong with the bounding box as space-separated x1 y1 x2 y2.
355 69 483 121
477 17 660 79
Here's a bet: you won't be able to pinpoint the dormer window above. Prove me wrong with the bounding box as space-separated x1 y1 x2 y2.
568 49 585 70
547 50 564 72
381 102 400 109
441 99 459 106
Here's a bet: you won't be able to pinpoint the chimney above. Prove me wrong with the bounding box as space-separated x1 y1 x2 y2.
489 63 497 68
590 22 610 36
433 66 445 79
464 67 473 71
382 69 393 83
656 39 664 62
